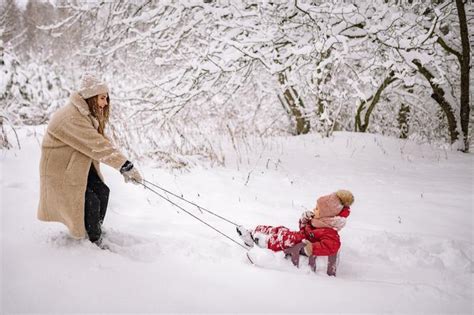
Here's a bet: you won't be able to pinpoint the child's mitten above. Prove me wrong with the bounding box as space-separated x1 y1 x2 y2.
300 210 314 224
303 240 313 256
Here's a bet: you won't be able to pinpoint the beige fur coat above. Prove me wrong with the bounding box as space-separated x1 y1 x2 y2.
37 92 128 238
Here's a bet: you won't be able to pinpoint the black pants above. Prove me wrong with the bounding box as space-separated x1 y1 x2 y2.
84 165 110 242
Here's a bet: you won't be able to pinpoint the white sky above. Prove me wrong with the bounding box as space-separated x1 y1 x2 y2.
15 0 28 10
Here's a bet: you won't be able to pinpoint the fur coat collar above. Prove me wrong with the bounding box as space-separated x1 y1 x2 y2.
69 92 99 130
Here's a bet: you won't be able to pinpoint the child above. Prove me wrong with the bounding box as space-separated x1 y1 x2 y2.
236 190 354 257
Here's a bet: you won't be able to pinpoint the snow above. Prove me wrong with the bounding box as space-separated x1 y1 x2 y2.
1 126 473 313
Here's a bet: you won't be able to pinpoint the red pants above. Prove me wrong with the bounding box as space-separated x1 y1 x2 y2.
254 225 306 251
254 225 341 256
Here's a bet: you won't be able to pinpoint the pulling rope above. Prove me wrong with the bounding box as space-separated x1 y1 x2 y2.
139 181 248 251
143 179 239 226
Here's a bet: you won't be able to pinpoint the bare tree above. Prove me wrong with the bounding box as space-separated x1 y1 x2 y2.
7 0 468 159
454 0 471 152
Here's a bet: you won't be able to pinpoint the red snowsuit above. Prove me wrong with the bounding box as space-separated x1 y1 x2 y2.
254 207 350 256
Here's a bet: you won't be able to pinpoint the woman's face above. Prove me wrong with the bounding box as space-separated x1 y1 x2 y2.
97 93 108 109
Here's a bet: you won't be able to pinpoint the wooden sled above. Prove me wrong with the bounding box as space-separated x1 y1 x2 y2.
283 242 338 276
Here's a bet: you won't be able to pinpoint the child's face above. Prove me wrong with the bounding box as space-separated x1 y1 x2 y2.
313 206 319 217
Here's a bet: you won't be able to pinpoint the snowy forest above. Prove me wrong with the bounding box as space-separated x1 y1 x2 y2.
1 0 472 163
1 1 473 313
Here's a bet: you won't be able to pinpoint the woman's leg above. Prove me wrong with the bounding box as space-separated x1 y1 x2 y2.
84 165 110 243
87 165 110 225
84 188 102 242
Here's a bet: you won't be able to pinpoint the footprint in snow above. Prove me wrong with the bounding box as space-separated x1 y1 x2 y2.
47 230 162 263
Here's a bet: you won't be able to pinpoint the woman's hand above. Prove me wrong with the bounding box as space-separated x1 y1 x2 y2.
122 167 143 184
120 161 143 185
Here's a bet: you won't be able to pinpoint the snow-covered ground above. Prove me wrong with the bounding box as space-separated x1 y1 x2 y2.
1 126 473 314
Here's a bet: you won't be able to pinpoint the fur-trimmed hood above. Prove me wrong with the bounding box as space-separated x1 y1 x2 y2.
69 92 99 130
70 92 91 116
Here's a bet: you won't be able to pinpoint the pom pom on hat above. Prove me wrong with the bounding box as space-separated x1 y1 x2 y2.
315 189 354 218
336 189 354 207
78 73 109 99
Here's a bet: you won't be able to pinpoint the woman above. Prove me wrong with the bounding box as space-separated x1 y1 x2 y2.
37 74 142 246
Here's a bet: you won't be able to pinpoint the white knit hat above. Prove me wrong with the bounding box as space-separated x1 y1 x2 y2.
78 73 109 99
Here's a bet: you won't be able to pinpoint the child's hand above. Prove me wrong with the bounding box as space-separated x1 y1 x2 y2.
302 239 313 256
301 210 314 223
299 210 316 230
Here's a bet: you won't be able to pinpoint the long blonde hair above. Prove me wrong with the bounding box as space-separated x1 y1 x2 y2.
85 95 110 135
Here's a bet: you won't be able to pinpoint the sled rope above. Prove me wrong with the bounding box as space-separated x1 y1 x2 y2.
143 179 239 226
140 181 248 251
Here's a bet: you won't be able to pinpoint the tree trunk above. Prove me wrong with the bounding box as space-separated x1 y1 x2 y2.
278 72 310 135
0 116 11 150
455 0 470 152
397 103 410 139
412 59 459 144
355 71 396 133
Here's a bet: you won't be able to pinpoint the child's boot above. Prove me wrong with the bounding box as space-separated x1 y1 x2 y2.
252 232 270 248
236 226 254 248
